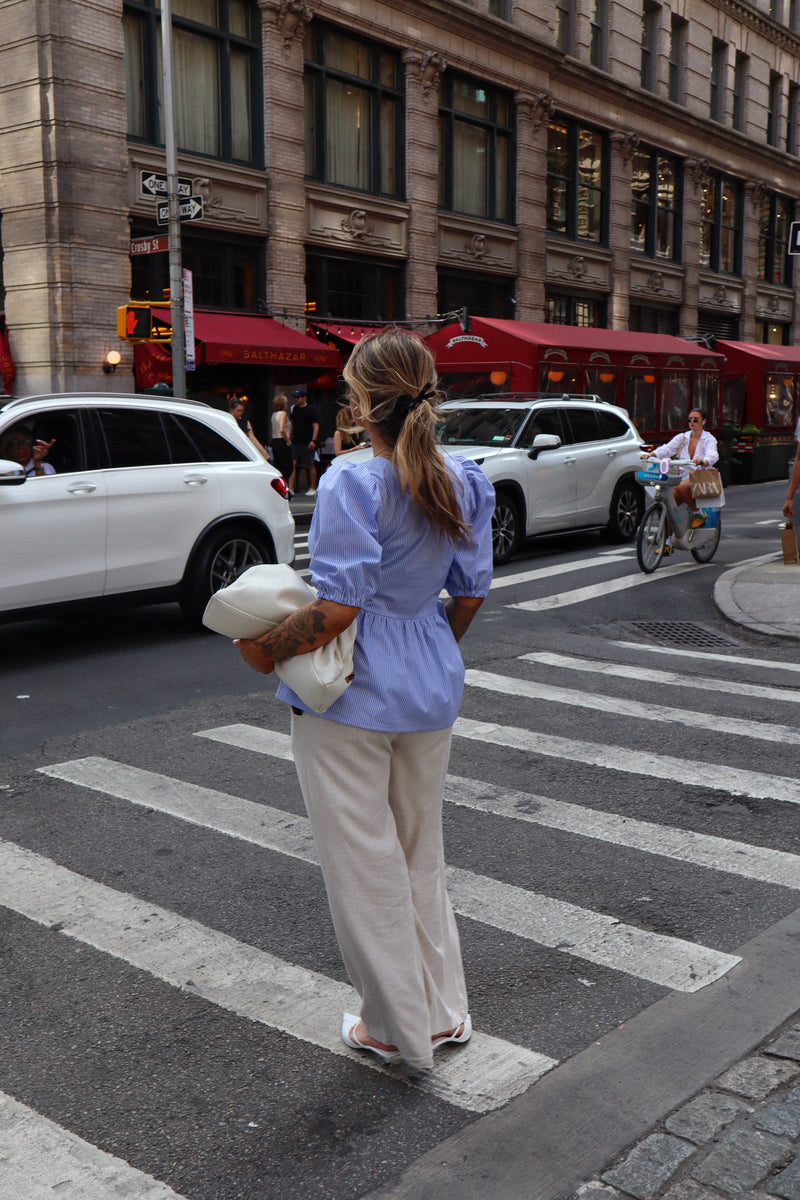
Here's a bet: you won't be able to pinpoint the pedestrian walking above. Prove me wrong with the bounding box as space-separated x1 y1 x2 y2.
234 329 494 1071
287 386 319 495
271 393 292 482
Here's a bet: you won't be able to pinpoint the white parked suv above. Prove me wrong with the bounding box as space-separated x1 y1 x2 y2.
0 392 295 624
436 395 646 563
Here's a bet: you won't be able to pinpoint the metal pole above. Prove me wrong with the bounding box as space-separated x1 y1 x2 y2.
160 0 186 398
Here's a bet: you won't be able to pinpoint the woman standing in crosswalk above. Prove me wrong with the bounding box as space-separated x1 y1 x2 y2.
235 329 494 1072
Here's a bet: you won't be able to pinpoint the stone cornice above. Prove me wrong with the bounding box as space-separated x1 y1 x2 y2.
717 0 800 53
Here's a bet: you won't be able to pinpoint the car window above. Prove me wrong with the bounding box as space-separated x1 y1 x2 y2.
1 410 86 474
96 408 170 467
596 409 632 440
437 407 528 446
522 407 565 446
564 408 602 444
168 415 250 463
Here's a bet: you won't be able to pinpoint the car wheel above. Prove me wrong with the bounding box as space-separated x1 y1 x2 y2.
492 492 521 565
180 526 275 626
605 478 644 542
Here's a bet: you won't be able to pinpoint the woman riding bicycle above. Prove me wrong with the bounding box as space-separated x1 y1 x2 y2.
650 409 719 528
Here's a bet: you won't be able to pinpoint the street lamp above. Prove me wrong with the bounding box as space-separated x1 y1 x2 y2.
103 350 122 374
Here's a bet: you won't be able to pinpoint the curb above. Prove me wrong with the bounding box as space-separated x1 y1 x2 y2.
713 552 800 640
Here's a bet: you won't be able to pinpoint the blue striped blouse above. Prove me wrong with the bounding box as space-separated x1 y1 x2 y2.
275 452 494 731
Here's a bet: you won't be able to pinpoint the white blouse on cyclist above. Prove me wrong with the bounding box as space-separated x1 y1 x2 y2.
652 429 719 480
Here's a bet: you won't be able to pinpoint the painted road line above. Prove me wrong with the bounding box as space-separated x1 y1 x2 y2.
39 758 738 991
454 717 800 807
490 552 628 591
464 669 800 744
0 837 553 1114
195 725 800 889
442 774 800 891
521 651 800 705
0 1091 186 1200
506 562 700 611
613 641 800 676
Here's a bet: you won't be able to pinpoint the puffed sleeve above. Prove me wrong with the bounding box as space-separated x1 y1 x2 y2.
702 432 719 466
308 462 382 606
651 432 685 459
444 458 495 598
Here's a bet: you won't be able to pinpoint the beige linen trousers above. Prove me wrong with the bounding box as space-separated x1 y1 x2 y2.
291 709 468 1070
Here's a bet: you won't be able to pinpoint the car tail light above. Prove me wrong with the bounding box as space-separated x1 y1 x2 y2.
271 476 289 500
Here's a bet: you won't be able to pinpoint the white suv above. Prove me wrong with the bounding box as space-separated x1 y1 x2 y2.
436 395 646 563
0 393 294 624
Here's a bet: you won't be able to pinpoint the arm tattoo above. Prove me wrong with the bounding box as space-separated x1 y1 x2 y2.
255 599 347 661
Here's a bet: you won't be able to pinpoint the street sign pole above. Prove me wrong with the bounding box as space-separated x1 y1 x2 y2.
160 0 186 398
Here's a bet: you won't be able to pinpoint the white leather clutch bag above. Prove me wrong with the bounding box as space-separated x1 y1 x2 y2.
202 564 357 713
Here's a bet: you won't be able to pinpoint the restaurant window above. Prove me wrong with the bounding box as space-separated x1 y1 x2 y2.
545 292 606 326
722 375 746 425
305 252 404 321
733 52 748 132
437 270 515 319
585 365 617 405
624 370 656 432
695 370 720 426
766 373 795 426
123 0 261 166
130 223 264 311
546 119 608 244
700 174 742 275
641 2 659 92
755 319 790 344
710 39 727 123
629 304 679 335
589 0 608 69
304 25 403 198
660 370 691 429
438 75 514 223
668 16 686 104
758 193 793 286
630 148 681 261
539 362 583 392
767 72 783 147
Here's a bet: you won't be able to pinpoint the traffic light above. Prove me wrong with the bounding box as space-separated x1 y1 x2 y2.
117 304 152 340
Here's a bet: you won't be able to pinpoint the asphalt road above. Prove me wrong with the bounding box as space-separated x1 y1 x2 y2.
1 479 798 1200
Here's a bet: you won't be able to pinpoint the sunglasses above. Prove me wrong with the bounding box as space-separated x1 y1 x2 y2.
5 437 33 448
689 417 702 423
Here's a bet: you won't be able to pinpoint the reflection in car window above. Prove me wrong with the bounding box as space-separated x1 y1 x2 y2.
437 408 527 446
564 408 601 444
596 410 631 440
97 409 170 467
169 415 250 463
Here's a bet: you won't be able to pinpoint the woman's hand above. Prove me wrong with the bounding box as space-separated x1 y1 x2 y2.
234 638 275 675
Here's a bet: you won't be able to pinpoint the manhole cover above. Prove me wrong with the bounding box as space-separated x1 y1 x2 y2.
628 621 740 649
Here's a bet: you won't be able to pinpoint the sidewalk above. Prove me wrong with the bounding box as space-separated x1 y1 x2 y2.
713 553 800 640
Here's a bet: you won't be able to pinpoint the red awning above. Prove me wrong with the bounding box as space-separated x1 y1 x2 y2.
0 320 15 394
307 320 384 348
715 340 800 368
151 308 342 370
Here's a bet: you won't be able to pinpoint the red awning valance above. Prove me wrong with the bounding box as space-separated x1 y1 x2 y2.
151 308 342 370
307 320 384 348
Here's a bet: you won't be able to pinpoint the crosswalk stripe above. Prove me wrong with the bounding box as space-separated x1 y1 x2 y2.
0 1091 186 1200
454 717 800 806
506 561 700 611
490 552 628 591
520 651 800 705
195 724 800 887
613 640 800 676
0 837 553 1114
38 756 739 991
464 668 800 745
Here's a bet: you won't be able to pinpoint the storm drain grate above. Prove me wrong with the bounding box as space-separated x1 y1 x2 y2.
628 621 741 650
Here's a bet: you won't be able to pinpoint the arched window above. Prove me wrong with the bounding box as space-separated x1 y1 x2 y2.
124 0 262 167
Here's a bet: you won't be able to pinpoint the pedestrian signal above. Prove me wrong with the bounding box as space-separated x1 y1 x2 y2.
117 305 152 340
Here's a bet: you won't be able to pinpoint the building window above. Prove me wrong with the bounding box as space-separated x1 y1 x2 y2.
305 252 404 321
770 0 784 19
556 0 575 54
123 0 261 166
630 148 681 261
787 83 799 154
755 320 790 344
791 0 799 33
130 222 264 311
629 304 679 335
668 16 686 104
700 174 742 275
589 0 608 69
546 119 607 244
545 293 606 326
767 72 783 147
710 39 727 123
437 270 515 319
641 3 659 92
733 52 748 132
759 193 794 286
438 75 514 223
304 25 403 199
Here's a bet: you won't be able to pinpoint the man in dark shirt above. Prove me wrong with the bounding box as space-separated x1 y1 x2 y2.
288 386 319 495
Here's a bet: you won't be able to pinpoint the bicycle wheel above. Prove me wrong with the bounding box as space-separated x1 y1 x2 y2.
636 503 668 573
691 520 721 563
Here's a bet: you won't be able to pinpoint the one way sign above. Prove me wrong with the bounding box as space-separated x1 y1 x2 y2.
156 196 204 225
140 170 194 199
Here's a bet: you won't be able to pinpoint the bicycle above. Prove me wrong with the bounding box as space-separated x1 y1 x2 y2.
635 456 722 573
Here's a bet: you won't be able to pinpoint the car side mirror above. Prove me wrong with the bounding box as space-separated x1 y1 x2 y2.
528 433 562 460
0 458 27 486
